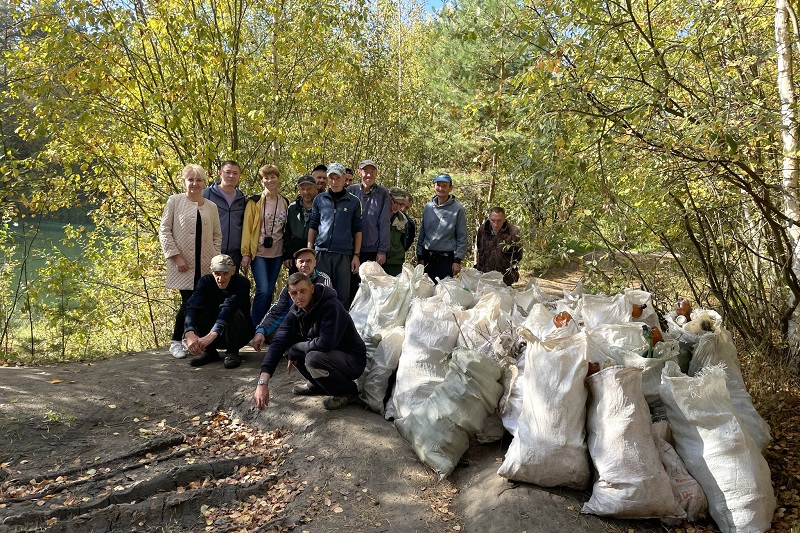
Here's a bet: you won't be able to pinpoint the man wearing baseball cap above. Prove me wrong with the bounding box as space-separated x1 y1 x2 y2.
307 162 363 307
283 174 319 274
183 254 254 368
251 247 331 349
416 173 467 283
346 159 391 302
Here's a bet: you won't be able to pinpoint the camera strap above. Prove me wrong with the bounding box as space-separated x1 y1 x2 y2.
262 194 279 239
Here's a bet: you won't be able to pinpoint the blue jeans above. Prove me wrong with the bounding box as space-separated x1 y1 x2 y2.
251 256 283 326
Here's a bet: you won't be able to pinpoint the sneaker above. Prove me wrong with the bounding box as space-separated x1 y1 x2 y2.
169 340 186 359
323 394 359 410
223 352 241 369
292 382 325 396
189 348 220 367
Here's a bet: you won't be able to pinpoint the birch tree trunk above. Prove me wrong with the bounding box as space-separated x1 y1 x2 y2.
776 0 800 361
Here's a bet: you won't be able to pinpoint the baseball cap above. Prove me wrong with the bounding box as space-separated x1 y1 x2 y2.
389 187 407 201
327 162 346 178
293 247 317 259
210 254 235 272
358 159 377 170
433 173 452 184
296 174 315 187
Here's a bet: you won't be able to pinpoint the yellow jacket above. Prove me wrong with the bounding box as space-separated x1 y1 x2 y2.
241 191 289 259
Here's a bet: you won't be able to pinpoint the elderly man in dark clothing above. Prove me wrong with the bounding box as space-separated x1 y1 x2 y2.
475 206 523 286
253 272 366 411
183 254 254 369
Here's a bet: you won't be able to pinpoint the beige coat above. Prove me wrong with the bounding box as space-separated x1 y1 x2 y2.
159 194 222 290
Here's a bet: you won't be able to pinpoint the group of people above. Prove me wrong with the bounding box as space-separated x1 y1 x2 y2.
158 159 523 410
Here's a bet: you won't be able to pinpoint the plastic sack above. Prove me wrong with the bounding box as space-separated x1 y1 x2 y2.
513 279 549 316
521 303 579 342
407 263 435 299
458 267 483 293
578 289 657 329
497 331 593 489
499 354 525 437
350 262 417 343
395 348 504 480
660 361 776 533
586 323 649 354
391 298 462 419
582 367 685 519
358 327 405 414
615 338 680 411
688 328 771 451
433 276 475 308
651 420 708 522
457 293 514 354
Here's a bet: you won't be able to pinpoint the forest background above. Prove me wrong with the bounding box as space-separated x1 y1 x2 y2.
2 0 800 388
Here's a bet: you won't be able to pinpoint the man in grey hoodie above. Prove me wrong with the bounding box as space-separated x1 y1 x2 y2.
416 173 467 283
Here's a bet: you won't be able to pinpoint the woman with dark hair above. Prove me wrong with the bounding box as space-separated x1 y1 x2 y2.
242 164 289 326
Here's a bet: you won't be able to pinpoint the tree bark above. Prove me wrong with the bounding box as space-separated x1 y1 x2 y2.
776 0 800 361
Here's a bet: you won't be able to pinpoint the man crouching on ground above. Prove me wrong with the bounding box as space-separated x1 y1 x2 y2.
253 272 366 411
184 254 254 369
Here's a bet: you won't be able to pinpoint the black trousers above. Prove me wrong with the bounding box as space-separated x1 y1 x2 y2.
188 309 254 354
286 343 366 397
423 250 455 284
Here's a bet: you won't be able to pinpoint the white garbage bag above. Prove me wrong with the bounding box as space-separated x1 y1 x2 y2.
358 327 405 415
395 348 504 480
660 361 776 533
433 276 475 308
651 420 708 522
391 298 462 419
497 331 593 489
521 303 579 342
688 328 771 451
582 366 685 519
513 278 549 316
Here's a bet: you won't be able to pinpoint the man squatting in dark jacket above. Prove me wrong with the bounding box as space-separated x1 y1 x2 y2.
253 272 367 411
183 254 254 369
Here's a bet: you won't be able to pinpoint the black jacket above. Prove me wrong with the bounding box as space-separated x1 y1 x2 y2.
260 284 366 375
283 196 313 260
184 273 251 333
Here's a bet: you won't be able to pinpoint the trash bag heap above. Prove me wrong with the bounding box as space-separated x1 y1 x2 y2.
350 264 776 532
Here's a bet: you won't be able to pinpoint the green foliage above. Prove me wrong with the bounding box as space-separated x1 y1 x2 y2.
1 0 797 364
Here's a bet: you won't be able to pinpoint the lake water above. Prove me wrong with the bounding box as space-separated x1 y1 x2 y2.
4 218 92 271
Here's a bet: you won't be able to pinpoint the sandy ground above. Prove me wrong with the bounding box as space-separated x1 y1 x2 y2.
0 345 669 533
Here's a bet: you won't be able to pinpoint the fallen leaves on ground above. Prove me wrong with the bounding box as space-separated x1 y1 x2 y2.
0 409 299 530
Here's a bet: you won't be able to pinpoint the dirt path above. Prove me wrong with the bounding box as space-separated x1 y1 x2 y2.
0 261 697 532
0 346 669 533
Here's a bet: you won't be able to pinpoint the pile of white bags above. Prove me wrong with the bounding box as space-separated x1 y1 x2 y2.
348 266 774 531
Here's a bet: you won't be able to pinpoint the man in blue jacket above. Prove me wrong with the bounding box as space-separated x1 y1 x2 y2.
253 272 367 411
346 159 390 303
203 160 247 267
184 254 254 369
307 162 363 308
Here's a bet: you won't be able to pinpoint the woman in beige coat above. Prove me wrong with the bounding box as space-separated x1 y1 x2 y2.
159 164 222 358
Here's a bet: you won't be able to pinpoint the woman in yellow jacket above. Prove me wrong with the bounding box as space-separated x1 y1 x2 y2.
241 164 289 327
